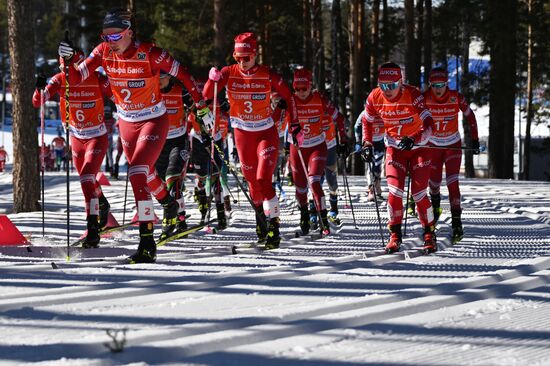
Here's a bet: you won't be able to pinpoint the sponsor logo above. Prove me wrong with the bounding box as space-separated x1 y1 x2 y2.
137 52 146 60
138 134 160 142
259 145 276 158
121 138 130 147
81 102 96 109
241 162 253 171
155 50 167 64
380 69 399 75
235 42 251 48
251 94 266 100
128 80 145 88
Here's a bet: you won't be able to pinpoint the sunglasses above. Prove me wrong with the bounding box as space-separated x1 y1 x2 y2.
295 87 309 93
234 55 252 63
101 27 131 42
379 81 400 91
431 82 447 89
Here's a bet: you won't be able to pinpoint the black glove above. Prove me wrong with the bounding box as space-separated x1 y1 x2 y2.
201 133 212 146
36 74 47 90
337 142 350 158
284 141 290 157
277 99 287 110
471 139 480 155
361 145 374 163
398 136 415 151
290 124 302 146
220 99 230 113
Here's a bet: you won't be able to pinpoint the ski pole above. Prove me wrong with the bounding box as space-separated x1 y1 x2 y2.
62 30 71 261
296 146 327 234
403 166 412 237
122 171 129 225
368 159 386 247
40 88 45 237
414 144 486 152
341 155 358 229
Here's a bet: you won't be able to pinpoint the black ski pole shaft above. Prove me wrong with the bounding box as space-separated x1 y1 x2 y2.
341 156 358 229
369 160 386 247
40 89 45 237
63 29 71 260
413 144 486 152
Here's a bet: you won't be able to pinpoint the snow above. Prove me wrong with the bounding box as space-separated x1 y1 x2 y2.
0 156 549 365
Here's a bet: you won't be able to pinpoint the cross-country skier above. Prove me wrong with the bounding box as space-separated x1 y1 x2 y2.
33 50 113 248
362 62 437 254
58 8 208 263
0 146 8 172
423 67 480 242
289 68 346 236
204 32 298 249
51 130 66 171
155 72 194 239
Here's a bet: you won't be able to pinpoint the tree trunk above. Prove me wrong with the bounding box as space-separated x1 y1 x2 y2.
423 0 432 79
330 0 340 104
522 0 533 180
404 0 415 84
415 0 424 88
7 0 40 212
382 0 389 61
312 0 325 92
349 0 365 175
256 1 266 65
213 0 226 66
461 28 475 178
370 0 380 90
487 0 517 179
303 0 312 69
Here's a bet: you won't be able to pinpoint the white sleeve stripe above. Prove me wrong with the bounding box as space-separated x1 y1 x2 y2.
79 63 89 80
420 110 431 120
169 61 180 77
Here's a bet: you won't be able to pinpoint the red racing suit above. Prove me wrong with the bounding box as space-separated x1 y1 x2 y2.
424 88 479 210
68 41 202 222
363 84 435 227
203 64 298 219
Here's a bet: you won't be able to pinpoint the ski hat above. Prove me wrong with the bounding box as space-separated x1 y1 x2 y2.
233 32 257 56
378 62 402 83
293 68 312 89
59 50 85 68
429 67 448 83
103 8 132 29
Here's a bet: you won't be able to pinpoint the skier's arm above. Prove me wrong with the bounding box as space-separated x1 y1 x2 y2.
150 47 203 105
363 96 378 145
321 94 347 142
354 111 364 143
70 44 105 85
203 66 230 100
458 92 479 141
410 88 434 143
32 73 62 108
97 73 115 102
270 70 298 126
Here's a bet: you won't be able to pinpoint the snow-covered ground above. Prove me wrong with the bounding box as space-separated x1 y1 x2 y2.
0 166 549 365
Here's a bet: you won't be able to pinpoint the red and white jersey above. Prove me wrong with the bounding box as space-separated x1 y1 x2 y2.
203 64 298 132
321 96 347 149
364 84 433 148
423 89 478 146
295 91 326 148
162 83 187 139
71 41 202 123
33 71 111 139
0 149 7 162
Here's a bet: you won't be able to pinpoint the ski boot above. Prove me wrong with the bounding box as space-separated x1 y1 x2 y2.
265 217 281 250
328 194 341 225
255 210 268 244
385 224 402 254
98 195 110 229
197 189 209 224
309 200 318 230
320 209 330 236
128 222 157 263
112 163 119 179
366 185 376 202
430 193 442 224
287 173 294 187
299 205 310 235
158 195 179 241
451 208 464 243
216 202 227 230
406 196 417 217
82 215 100 249
224 195 232 214
423 224 437 254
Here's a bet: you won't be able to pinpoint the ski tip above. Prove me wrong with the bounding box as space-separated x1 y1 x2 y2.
50 262 59 269
294 232 300 238
26 246 32 253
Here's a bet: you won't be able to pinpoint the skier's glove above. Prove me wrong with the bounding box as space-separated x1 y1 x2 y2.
179 149 190 162
277 99 287 110
209 67 222 82
36 74 47 90
471 139 480 155
197 106 215 132
284 141 290 157
361 145 374 163
398 136 415 151
58 41 74 60
290 124 303 146
337 141 350 159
